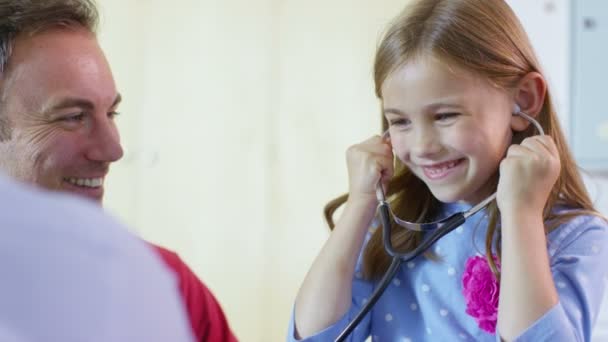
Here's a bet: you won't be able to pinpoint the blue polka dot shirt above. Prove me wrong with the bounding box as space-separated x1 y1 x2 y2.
288 203 608 342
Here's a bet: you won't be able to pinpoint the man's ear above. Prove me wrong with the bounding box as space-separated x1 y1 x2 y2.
511 71 547 132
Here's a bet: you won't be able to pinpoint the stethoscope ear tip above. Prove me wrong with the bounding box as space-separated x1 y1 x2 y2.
512 104 545 135
513 103 521 115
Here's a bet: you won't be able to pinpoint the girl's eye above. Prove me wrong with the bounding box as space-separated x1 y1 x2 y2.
389 118 411 127
435 112 460 121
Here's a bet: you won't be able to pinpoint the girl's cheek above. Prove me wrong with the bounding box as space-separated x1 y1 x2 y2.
390 135 409 161
446 130 479 153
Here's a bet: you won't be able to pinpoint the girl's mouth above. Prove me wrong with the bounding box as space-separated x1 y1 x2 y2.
421 158 465 180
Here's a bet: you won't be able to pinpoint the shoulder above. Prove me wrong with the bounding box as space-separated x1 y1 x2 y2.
145 243 218 298
0 175 149 263
0 177 193 341
146 243 236 340
546 207 608 259
1 175 123 245
145 243 209 308
149 243 182 268
146 243 202 283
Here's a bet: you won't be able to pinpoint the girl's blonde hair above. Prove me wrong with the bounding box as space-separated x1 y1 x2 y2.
324 0 597 279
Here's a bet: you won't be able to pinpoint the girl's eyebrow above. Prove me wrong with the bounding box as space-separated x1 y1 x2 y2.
424 102 462 112
383 101 462 116
422 96 462 112
383 108 407 116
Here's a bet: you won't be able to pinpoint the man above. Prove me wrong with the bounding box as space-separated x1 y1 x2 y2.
0 1 236 341
0 174 193 341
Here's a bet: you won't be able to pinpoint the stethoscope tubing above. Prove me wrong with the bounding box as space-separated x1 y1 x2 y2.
334 207 466 342
334 109 543 341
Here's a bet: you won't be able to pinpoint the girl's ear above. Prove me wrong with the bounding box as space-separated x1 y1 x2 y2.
511 72 547 132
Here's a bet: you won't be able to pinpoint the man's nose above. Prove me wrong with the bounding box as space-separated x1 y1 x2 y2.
85 117 124 163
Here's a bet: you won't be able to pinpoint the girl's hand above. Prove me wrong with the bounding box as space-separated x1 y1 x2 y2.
346 135 394 204
497 135 561 216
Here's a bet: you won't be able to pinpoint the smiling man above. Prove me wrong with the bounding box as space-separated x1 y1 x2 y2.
0 24 123 201
0 1 236 341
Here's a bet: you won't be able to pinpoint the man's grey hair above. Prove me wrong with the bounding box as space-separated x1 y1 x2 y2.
0 0 99 140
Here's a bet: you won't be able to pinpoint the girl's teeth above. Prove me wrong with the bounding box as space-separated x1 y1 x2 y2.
424 160 462 176
66 178 103 188
428 161 457 172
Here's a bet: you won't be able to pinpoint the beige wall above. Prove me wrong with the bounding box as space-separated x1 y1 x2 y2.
97 1 406 341
93 0 608 341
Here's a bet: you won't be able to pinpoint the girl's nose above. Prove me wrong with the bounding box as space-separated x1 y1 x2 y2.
410 126 442 158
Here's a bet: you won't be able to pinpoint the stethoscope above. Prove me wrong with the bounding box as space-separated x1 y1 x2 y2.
335 106 544 342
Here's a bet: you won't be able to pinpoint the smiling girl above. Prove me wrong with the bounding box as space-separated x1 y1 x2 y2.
289 0 608 341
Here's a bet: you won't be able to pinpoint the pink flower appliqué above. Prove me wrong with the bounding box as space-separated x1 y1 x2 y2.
461 255 500 334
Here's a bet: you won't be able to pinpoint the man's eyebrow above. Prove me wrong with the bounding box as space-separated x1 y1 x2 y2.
44 93 122 113
112 93 122 108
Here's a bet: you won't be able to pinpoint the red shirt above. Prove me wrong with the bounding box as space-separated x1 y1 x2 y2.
151 244 238 342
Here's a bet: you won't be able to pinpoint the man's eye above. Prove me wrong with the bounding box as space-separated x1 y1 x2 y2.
108 111 120 119
63 113 85 122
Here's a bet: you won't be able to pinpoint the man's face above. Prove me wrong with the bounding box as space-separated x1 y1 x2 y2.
0 27 123 203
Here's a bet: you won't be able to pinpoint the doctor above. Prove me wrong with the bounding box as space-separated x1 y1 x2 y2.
0 1 236 340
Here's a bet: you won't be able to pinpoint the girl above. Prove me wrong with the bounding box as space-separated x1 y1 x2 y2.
289 0 608 341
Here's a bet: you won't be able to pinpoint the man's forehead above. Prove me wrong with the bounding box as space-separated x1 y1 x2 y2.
10 27 97 65
3 28 118 113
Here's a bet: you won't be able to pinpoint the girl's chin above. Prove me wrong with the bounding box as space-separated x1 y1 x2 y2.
428 186 483 205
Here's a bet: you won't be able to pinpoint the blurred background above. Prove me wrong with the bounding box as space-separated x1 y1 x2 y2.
96 0 608 341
